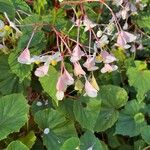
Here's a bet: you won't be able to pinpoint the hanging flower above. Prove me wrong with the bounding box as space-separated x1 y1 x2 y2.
18 48 31 64
84 79 98 98
34 64 49 77
117 31 136 48
101 64 118 73
83 16 97 32
101 51 117 64
63 69 74 86
73 62 85 76
70 45 84 62
83 56 98 71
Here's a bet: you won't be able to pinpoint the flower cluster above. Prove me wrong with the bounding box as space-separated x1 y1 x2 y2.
17 0 141 101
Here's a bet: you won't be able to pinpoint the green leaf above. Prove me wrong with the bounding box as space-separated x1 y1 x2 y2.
127 61 150 101
39 66 59 106
8 52 31 81
0 0 15 20
60 137 80 150
73 97 101 131
7 141 29 150
115 100 146 137
19 131 36 149
0 94 29 140
141 125 150 145
11 0 32 13
0 55 30 95
80 131 108 150
94 85 128 132
34 108 77 150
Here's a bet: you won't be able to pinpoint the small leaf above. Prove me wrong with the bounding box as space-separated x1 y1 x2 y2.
0 0 15 20
8 52 32 81
127 61 150 102
39 66 59 106
141 125 150 145
80 131 108 150
60 137 80 150
7 141 29 150
19 131 36 149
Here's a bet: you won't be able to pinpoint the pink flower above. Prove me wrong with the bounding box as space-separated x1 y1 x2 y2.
74 62 85 76
56 69 74 100
83 16 97 32
18 48 31 64
56 75 67 92
34 64 49 77
117 31 136 47
101 64 118 73
63 69 74 86
85 79 98 98
101 51 116 64
70 45 84 62
83 56 98 71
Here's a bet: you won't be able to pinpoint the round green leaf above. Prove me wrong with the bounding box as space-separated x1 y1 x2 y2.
73 97 101 131
94 85 128 132
34 108 77 150
0 94 29 140
115 100 147 137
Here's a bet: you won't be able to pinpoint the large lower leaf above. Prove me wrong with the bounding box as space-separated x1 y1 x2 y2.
73 97 101 131
39 66 59 106
80 131 108 150
34 108 77 150
0 94 29 140
94 85 128 132
115 100 146 137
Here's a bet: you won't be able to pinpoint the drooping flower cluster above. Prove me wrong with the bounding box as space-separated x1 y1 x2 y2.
17 0 141 101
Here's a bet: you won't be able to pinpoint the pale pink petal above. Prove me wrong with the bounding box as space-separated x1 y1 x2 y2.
56 76 67 92
101 51 116 64
63 69 74 86
85 80 97 98
83 16 97 32
121 31 136 43
117 32 127 47
74 62 85 76
70 45 84 62
18 48 31 64
83 56 98 71
101 64 118 73
56 91 64 100
34 64 49 77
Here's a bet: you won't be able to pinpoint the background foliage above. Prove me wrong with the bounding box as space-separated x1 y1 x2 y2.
0 0 150 150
